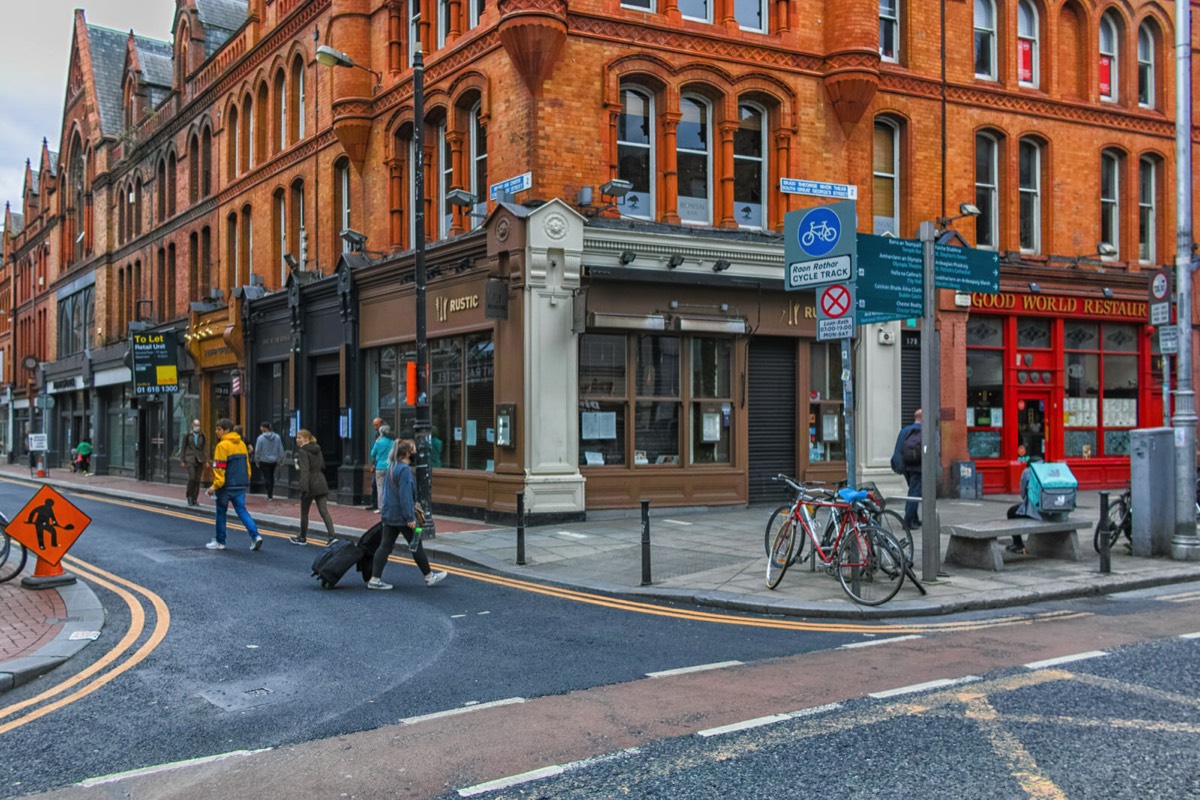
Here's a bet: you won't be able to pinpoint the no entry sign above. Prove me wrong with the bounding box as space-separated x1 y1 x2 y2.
817 283 857 341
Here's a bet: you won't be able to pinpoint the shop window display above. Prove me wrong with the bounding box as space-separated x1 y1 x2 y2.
1064 322 1137 457
808 342 847 462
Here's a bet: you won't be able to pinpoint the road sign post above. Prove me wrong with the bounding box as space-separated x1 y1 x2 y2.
784 201 858 291
920 222 940 582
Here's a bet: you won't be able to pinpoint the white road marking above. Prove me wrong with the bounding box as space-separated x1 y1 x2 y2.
841 635 923 649
451 614 467 618
78 749 272 787
1024 651 1108 670
646 660 743 678
869 676 981 699
556 531 587 538
458 748 641 796
697 703 842 738
662 519 693 526
400 697 525 725
1179 632 1200 639
477 611 490 615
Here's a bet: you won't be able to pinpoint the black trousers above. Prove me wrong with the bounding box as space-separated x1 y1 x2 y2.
372 523 430 579
185 461 204 504
259 462 277 499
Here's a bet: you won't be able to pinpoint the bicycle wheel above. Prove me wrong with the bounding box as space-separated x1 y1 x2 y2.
0 533 28 584
764 505 791 556
836 524 905 606
765 516 797 590
1093 497 1129 553
874 508 914 567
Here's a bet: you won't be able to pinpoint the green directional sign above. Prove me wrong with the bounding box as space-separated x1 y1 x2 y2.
855 234 1000 324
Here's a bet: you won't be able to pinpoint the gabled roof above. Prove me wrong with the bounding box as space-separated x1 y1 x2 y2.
134 35 174 89
87 24 131 136
26 160 38 195
5 209 24 237
195 0 248 59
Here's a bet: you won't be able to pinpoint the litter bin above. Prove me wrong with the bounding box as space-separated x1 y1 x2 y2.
952 461 978 499
1130 427 1175 556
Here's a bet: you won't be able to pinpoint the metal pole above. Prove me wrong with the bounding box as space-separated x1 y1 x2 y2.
1163 353 1171 426
640 499 651 586
516 492 526 566
841 337 855 489
412 47 435 540
1098 491 1111 574
1171 0 1198 559
919 221 940 581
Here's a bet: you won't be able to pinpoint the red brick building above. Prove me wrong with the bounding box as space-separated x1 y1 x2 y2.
2 0 1196 513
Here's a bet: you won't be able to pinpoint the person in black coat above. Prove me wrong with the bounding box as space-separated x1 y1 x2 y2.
890 408 922 530
291 429 336 545
180 419 208 506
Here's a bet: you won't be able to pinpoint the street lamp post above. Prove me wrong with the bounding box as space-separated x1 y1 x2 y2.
411 47 435 538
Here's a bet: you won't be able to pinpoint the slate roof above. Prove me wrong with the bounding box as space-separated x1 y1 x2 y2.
195 0 248 59
6 212 24 237
135 34 175 110
28 162 38 195
87 25 131 136
46 150 59 177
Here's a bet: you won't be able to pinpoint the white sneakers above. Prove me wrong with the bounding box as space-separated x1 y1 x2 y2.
367 572 446 589
251 536 264 551
367 578 393 591
205 540 226 550
425 571 447 587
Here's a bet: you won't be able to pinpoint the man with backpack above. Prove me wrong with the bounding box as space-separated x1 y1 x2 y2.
890 408 922 530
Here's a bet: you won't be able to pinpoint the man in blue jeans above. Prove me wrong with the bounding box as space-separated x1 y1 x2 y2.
205 418 264 551
890 408 922 530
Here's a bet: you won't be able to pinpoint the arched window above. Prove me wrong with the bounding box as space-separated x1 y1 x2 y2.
1138 156 1157 263
226 212 238 292
680 0 711 23
736 0 767 32
974 0 996 79
188 231 199 302
166 243 176 319
734 104 766 229
157 158 167 220
677 95 712 225
290 55 306 141
201 127 212 196
1018 139 1042 252
872 118 901 235
334 159 352 252
118 185 126 245
974 132 998 248
273 69 286 153
157 247 166 323
290 179 306 267
227 104 240 179
200 226 213 299
256 83 269 164
189 134 200 204
241 94 253 172
617 86 654 220
438 123 453 237
135 177 143 237
1100 150 1121 257
1099 14 1119 102
240 205 253 286
1137 23 1155 108
468 0 486 29
469 105 488 229
167 151 177 216
273 188 287 283
1017 0 1038 87
126 182 136 241
880 0 899 62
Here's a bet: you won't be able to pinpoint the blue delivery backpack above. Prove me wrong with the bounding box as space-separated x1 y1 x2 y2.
1026 462 1077 517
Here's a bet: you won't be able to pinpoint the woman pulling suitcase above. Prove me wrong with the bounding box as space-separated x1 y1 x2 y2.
368 438 447 591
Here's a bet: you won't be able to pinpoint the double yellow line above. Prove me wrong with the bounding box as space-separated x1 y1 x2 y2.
0 556 169 735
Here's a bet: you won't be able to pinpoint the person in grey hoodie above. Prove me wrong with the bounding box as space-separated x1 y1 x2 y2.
253 422 284 500
291 429 336 545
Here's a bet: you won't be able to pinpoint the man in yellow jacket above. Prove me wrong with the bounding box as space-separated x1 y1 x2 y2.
204 418 264 551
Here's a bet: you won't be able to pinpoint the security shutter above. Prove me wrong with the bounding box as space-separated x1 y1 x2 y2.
901 329 921 425
748 337 797 504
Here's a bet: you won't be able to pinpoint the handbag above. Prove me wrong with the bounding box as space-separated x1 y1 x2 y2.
414 503 427 527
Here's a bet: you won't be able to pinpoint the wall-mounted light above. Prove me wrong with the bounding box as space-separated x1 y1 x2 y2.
340 228 368 252
618 250 636 265
446 188 477 209
712 259 731 272
1102 287 1114 299
283 253 299 271
600 179 632 198
666 254 684 269
1096 242 1118 258
1028 282 1041 294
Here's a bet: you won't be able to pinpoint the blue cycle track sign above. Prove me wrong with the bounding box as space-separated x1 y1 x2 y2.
783 200 857 291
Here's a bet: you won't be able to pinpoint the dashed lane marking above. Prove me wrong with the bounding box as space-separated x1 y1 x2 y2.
1179 631 1200 639
78 749 271 788
1023 650 1107 670
841 634 923 649
1158 590 1200 603
457 748 642 797
869 675 982 699
696 702 842 737
646 660 743 678
400 697 526 725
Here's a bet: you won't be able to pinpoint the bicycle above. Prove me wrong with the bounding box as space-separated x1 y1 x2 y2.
1094 488 1132 554
765 476 906 605
800 221 837 248
0 512 28 583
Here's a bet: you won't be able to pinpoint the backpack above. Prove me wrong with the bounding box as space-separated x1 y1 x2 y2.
901 426 922 468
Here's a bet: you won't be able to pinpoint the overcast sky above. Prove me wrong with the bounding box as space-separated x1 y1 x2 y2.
0 2 176 222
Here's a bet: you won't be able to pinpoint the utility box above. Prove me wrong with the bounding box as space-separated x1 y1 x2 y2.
952 461 979 499
1130 427 1175 557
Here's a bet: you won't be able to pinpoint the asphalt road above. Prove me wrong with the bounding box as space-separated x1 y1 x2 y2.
2 483 1199 799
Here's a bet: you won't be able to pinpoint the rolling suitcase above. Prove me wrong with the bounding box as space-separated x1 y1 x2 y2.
311 539 366 589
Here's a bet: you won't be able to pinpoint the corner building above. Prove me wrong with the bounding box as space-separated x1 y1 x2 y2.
6 0 1196 516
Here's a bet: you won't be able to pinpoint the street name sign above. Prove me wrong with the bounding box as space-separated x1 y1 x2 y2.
816 283 857 341
784 200 858 290
489 171 532 201
932 242 1000 294
855 234 1000 324
779 178 858 200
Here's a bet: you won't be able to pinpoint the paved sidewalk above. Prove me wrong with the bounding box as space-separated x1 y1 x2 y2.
3 462 1200 691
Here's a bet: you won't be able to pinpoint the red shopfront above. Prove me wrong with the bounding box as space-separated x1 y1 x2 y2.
965 288 1165 494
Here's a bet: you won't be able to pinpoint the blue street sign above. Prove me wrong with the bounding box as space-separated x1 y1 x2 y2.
855 234 1000 324
489 172 533 201
784 200 858 290
779 178 858 200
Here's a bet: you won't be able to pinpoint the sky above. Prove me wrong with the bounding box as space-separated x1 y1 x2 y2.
0 2 176 222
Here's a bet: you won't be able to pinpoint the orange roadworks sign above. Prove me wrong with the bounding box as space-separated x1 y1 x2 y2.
7 485 92 567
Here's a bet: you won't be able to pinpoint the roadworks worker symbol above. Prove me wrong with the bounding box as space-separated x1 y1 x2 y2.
7 485 92 566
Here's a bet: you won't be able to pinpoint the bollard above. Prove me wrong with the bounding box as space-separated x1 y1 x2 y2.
640 499 652 586
515 492 526 566
1098 491 1111 574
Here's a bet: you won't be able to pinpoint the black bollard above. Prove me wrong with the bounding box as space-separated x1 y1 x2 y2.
640 499 652 586
516 492 526 566
1098 491 1110 574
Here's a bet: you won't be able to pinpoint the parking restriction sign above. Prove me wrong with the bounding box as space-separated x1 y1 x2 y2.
816 283 857 341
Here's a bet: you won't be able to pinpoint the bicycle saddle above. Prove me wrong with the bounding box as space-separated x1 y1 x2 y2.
837 488 869 503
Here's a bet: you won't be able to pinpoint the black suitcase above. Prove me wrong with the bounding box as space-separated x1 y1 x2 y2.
312 540 366 589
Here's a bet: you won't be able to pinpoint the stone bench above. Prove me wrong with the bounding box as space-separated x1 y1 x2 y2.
943 519 1091 571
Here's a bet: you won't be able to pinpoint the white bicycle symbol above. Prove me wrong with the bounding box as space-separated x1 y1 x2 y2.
801 220 838 248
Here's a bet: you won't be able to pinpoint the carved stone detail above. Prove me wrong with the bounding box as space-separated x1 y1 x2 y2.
498 0 568 95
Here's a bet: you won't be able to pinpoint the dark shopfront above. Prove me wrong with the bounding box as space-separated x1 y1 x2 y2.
965 288 1158 494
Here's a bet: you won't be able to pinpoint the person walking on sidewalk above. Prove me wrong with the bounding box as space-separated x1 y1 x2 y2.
364 417 384 511
205 418 264 552
76 438 92 475
367 438 446 591
253 422 284 500
369 425 395 515
181 419 207 506
291 429 336 546
890 408 923 530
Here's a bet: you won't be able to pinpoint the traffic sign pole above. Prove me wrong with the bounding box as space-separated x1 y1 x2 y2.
920 221 940 582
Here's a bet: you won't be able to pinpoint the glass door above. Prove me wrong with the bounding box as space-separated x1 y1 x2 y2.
1015 391 1050 462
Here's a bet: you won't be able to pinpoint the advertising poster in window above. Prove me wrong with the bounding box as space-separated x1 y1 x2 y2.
132 331 180 395
1018 40 1033 82
1099 55 1112 97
